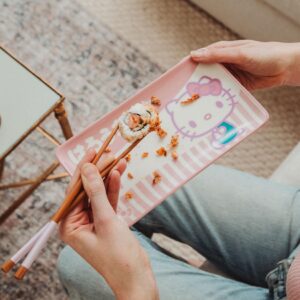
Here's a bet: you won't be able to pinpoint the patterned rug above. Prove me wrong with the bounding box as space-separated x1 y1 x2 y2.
0 0 162 299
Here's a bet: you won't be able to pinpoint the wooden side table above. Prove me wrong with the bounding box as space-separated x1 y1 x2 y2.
0 46 73 224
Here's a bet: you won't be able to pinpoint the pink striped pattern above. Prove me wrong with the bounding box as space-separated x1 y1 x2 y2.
116 88 268 226
58 60 268 227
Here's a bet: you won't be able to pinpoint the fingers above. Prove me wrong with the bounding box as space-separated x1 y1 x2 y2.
105 158 127 210
66 149 96 195
63 149 96 219
96 153 114 171
206 40 252 49
81 163 115 229
113 158 127 176
105 158 126 188
66 150 114 196
191 40 254 64
106 170 121 211
66 148 115 208
191 46 247 64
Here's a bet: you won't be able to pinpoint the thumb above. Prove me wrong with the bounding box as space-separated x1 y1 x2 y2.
191 47 244 64
81 163 115 228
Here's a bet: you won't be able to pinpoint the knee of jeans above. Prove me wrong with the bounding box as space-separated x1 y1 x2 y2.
134 218 155 238
57 246 75 282
57 246 114 299
57 246 86 292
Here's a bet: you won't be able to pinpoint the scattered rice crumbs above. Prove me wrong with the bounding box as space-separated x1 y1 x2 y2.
151 96 161 106
125 153 131 162
141 152 149 158
152 171 162 185
181 94 200 105
150 115 161 131
171 151 178 160
125 191 133 200
104 147 111 153
156 127 167 138
156 147 167 156
127 172 134 179
170 135 179 148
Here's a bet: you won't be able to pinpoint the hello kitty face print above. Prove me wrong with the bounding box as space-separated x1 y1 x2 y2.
166 76 240 148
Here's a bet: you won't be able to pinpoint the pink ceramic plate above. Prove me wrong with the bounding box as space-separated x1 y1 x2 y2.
56 56 269 226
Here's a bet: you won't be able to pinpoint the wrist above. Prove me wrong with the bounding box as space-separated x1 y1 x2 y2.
284 43 300 86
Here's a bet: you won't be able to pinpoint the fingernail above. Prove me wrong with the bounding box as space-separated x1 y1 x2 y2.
82 163 95 179
120 158 127 164
86 148 96 157
111 169 120 178
191 48 209 57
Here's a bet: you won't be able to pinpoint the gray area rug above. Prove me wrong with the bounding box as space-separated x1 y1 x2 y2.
0 0 162 299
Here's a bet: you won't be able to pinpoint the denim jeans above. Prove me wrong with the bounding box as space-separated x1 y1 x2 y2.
57 165 300 300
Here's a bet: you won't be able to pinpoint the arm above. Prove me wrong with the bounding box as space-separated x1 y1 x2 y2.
59 150 158 300
191 40 300 90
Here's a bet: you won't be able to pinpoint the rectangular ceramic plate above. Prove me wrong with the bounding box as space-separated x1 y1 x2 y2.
56 56 269 226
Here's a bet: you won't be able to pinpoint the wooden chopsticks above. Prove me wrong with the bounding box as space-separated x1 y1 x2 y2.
1 124 145 279
67 136 144 215
51 125 119 224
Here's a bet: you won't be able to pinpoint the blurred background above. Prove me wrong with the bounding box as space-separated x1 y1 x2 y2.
0 0 299 299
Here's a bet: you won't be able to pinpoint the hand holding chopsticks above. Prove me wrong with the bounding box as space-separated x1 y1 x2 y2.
1 124 145 279
1 102 160 280
58 152 158 300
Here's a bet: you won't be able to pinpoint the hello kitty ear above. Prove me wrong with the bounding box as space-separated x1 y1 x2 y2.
186 82 200 96
209 79 222 95
166 99 178 115
198 76 212 85
196 76 218 96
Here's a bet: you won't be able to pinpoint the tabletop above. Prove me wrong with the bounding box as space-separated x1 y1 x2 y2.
0 47 62 159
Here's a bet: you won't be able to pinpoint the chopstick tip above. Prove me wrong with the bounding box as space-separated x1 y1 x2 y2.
1 259 15 273
14 266 28 280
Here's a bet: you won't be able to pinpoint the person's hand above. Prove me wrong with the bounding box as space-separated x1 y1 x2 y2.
59 150 158 300
191 40 300 90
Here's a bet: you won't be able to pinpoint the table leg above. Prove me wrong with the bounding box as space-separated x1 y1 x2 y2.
0 161 60 224
0 172 69 190
54 102 73 140
0 159 4 180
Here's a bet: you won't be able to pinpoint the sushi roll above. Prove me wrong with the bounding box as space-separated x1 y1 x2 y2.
119 103 160 142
